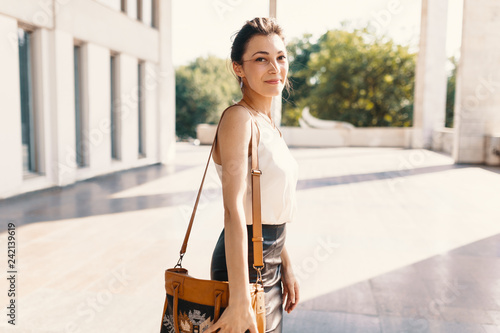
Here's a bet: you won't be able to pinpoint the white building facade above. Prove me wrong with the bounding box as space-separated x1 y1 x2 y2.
0 0 176 199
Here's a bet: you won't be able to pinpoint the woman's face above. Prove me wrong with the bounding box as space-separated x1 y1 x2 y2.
236 34 289 98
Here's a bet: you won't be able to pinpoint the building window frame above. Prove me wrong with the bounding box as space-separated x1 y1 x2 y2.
120 0 127 13
110 53 120 160
137 0 143 21
138 61 146 158
18 26 38 176
151 0 158 28
74 43 87 168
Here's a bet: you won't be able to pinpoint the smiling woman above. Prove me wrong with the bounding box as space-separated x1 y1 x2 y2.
206 18 300 333
230 18 291 98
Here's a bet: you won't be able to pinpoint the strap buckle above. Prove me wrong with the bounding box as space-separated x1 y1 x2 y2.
253 266 264 285
251 169 262 176
174 253 185 268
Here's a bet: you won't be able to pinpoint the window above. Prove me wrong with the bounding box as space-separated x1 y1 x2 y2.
110 54 120 160
138 61 146 157
137 0 143 21
18 28 37 174
74 45 86 167
151 0 158 28
120 0 127 13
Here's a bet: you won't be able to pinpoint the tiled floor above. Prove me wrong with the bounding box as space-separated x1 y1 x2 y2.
0 143 499 333
284 233 500 332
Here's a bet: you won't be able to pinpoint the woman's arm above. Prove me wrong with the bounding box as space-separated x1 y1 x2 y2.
206 106 258 333
281 245 300 313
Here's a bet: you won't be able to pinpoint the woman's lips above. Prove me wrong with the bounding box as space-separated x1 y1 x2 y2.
265 80 280 85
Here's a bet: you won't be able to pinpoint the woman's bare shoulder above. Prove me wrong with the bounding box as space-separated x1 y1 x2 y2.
218 104 253 134
214 105 254 164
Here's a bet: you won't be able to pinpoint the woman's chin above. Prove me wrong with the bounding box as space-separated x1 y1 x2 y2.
260 87 284 97
246 83 284 98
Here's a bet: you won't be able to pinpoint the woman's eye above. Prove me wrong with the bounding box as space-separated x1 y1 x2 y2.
278 55 287 61
256 57 267 62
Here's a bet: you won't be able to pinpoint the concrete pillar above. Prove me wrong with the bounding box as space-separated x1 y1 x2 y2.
116 53 139 164
412 0 448 149
157 0 176 165
32 28 54 181
86 43 112 173
144 61 159 160
48 29 77 186
453 0 500 164
269 0 282 126
0 13 23 198
269 0 277 18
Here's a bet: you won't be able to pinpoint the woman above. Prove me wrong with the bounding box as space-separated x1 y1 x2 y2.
207 18 300 333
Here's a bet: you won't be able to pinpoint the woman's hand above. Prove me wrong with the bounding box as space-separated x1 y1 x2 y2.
205 299 258 333
281 265 300 313
281 245 299 313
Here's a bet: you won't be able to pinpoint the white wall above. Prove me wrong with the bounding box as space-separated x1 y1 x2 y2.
0 14 23 197
0 0 174 199
96 0 122 12
197 125 412 148
0 0 54 29
57 0 158 63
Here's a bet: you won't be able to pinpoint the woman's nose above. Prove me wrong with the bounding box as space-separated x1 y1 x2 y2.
269 60 280 73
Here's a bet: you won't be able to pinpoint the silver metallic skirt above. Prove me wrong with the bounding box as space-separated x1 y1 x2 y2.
211 223 287 333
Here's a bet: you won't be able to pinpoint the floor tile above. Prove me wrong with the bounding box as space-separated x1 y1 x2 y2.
1 145 499 332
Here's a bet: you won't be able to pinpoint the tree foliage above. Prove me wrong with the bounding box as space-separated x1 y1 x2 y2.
445 57 457 128
177 29 422 135
175 56 241 139
283 28 416 127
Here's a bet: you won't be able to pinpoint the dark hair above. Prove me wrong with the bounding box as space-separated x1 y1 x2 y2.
231 17 291 94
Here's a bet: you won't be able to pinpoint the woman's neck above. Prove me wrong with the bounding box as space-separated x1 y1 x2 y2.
240 90 273 117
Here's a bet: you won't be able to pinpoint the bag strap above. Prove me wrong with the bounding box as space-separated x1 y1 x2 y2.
177 103 264 270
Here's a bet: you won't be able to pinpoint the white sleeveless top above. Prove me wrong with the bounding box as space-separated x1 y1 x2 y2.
214 110 299 225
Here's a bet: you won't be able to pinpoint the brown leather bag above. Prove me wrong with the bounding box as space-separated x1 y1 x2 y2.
160 105 266 333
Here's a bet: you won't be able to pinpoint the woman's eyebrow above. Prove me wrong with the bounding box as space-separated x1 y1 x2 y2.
250 50 285 57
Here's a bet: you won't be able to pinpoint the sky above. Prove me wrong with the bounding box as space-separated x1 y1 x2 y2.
172 0 464 68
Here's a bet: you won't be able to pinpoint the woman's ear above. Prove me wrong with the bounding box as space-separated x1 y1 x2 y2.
232 62 244 79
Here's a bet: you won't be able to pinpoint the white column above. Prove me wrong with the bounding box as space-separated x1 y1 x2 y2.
86 43 113 172
126 0 137 20
269 0 277 18
453 0 500 164
157 0 176 165
48 29 77 186
270 0 282 126
32 28 54 181
117 53 139 164
144 61 159 160
0 14 23 198
412 0 448 149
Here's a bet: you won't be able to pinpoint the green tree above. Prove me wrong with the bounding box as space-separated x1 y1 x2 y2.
284 28 416 127
445 57 457 127
176 56 241 139
281 34 320 126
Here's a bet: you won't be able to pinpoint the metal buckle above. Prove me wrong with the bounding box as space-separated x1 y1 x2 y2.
174 253 184 268
251 169 262 176
253 265 264 285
